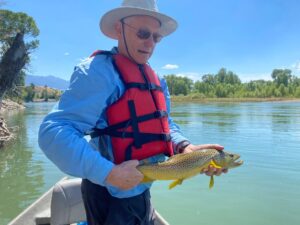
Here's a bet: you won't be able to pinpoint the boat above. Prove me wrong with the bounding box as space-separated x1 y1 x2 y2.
8 177 170 225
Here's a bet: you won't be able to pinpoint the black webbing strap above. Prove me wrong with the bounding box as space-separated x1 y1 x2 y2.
90 129 170 141
128 100 141 148
88 110 168 138
124 133 171 161
125 82 163 91
125 144 134 161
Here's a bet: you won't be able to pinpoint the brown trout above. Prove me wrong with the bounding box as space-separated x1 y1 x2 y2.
137 149 243 189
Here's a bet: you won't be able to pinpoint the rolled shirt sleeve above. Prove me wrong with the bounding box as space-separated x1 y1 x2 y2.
38 55 120 186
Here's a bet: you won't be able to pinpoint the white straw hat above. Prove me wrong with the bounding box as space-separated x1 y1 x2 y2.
100 0 178 39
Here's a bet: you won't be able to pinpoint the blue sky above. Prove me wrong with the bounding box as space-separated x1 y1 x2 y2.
3 0 300 82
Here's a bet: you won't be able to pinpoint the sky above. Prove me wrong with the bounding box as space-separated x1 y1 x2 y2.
2 0 300 82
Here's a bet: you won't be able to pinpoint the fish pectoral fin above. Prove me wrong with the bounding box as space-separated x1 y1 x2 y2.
210 160 222 169
141 176 154 183
169 179 184 189
209 175 214 189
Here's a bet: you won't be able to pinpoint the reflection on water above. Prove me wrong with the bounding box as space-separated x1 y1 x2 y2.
0 101 300 225
153 101 300 225
0 102 63 225
0 110 42 223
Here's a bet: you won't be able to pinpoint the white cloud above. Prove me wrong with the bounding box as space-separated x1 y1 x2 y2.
162 64 179 70
64 52 70 56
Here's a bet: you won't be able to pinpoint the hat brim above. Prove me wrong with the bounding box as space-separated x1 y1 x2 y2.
100 7 178 39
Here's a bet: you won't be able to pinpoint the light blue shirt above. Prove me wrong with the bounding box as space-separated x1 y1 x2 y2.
38 47 188 198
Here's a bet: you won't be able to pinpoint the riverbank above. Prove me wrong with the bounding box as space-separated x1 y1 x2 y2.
0 99 25 113
0 100 25 148
170 96 300 103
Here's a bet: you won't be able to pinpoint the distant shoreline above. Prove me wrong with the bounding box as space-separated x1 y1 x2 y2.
170 96 300 103
25 97 300 104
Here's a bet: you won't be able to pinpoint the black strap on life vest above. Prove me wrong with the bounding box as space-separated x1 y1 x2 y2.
125 82 163 91
89 100 170 158
88 50 170 160
89 110 168 137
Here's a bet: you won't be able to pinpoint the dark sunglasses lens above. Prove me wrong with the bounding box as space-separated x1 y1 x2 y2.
137 29 151 40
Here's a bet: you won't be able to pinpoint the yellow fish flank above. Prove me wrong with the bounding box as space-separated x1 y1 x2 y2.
137 149 243 189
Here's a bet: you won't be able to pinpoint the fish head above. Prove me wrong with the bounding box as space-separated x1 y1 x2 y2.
213 151 243 169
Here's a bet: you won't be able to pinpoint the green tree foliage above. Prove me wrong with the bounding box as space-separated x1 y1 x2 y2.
22 84 62 102
163 68 300 98
0 9 39 54
271 69 292 87
164 74 193 95
0 9 39 101
41 85 49 102
23 83 35 102
215 68 241 85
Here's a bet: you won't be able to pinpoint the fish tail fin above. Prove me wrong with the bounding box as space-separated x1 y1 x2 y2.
209 175 214 189
168 179 183 189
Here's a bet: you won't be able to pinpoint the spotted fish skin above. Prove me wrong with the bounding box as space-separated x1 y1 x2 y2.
137 149 243 188
137 149 219 181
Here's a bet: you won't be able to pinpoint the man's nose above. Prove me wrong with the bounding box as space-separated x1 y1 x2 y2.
144 36 156 48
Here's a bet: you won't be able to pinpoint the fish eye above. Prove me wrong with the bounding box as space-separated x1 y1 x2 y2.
229 154 234 158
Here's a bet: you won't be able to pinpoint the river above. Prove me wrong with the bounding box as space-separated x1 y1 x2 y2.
0 101 299 225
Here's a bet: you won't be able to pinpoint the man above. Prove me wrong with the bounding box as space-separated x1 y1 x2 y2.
38 0 226 224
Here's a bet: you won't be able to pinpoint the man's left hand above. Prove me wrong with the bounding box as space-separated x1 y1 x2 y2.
181 143 228 176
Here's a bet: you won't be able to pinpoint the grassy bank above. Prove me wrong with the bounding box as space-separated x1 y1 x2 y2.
170 95 300 103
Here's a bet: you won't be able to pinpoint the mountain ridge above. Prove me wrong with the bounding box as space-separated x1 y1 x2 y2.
25 75 69 90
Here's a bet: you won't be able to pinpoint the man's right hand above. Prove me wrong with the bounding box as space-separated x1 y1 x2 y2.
105 160 143 190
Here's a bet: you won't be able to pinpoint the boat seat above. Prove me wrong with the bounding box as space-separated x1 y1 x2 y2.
51 178 86 225
51 178 169 225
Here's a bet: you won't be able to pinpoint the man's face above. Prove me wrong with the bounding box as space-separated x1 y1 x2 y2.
116 15 162 64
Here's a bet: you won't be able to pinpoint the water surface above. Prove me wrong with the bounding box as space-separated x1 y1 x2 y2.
0 101 299 225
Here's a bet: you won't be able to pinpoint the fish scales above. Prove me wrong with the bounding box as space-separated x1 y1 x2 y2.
138 149 219 180
137 149 243 189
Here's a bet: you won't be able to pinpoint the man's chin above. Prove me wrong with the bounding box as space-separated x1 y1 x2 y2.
135 56 150 64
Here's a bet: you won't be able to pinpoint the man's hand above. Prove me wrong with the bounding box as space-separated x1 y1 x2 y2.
105 160 143 190
182 143 228 176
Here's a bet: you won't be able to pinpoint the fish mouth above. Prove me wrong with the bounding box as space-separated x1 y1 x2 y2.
231 155 243 167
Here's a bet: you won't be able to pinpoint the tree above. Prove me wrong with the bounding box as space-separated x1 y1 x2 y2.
23 83 35 102
0 32 26 105
0 9 39 106
42 85 49 102
164 74 193 96
271 69 292 87
215 68 241 85
202 74 216 85
0 9 39 54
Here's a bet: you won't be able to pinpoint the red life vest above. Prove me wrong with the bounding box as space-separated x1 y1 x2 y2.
89 50 173 164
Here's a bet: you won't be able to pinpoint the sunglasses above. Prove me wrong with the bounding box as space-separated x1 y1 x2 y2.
122 22 163 43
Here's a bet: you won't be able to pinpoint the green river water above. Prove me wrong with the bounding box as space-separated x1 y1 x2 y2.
0 101 299 225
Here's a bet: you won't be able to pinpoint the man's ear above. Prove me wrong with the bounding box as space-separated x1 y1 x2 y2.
115 21 122 39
